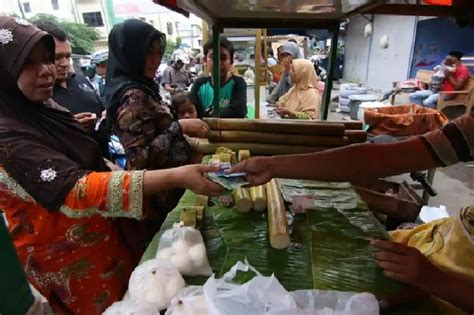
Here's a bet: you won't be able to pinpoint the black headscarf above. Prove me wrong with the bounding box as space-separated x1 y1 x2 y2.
105 19 166 126
0 15 107 211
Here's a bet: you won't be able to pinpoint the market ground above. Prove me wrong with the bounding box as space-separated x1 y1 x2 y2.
326 82 473 217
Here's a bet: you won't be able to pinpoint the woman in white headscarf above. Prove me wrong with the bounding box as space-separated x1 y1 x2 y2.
275 59 322 120
267 41 303 103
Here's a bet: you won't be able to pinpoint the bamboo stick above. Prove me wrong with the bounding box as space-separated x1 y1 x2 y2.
208 130 349 147
203 118 346 136
195 139 328 155
344 130 368 144
266 179 290 249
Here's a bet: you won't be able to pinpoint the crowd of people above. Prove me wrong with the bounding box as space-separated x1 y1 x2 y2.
0 14 473 315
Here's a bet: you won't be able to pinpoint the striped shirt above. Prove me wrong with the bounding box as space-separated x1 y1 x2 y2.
421 111 474 166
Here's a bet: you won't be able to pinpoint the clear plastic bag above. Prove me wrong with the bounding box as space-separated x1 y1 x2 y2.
156 224 212 276
103 299 160 315
128 258 186 311
165 261 379 315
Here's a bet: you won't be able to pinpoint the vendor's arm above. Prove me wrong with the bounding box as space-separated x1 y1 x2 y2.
114 88 191 170
372 240 474 313
231 111 473 185
220 76 247 118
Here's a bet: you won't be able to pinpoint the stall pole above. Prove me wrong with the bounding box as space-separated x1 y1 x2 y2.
255 29 262 119
202 20 209 75
321 23 340 120
212 24 222 117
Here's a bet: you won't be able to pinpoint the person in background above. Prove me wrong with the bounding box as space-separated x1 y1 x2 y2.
171 92 198 120
231 111 474 314
91 49 108 103
190 36 247 118
267 41 303 104
274 59 321 119
267 49 277 67
409 51 470 109
162 51 191 93
105 19 210 252
34 21 110 158
0 15 222 314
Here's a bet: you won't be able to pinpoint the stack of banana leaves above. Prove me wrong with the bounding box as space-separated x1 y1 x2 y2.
141 178 439 315
195 118 368 155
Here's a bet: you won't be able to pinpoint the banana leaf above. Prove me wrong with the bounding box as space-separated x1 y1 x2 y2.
140 169 439 314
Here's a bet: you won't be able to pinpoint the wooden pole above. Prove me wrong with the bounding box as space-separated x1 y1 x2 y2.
255 29 262 119
202 20 209 75
212 24 222 117
321 23 340 120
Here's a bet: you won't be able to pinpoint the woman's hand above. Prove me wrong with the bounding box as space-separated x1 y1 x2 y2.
175 164 223 196
74 112 97 133
179 119 210 138
275 107 295 118
371 240 439 290
229 157 274 186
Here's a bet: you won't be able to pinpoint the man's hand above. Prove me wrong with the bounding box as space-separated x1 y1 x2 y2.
74 112 97 133
229 156 274 186
371 240 439 290
179 119 210 138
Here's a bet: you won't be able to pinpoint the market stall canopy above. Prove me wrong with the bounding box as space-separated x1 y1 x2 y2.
152 0 189 16
152 0 471 28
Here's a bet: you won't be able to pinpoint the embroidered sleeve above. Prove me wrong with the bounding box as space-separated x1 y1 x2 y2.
114 88 191 170
60 171 145 219
293 112 312 119
420 112 474 166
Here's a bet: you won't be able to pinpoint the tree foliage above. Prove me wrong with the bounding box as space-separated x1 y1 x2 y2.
29 14 99 55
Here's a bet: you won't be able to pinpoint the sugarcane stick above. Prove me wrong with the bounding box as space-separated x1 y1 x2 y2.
196 139 328 155
238 149 250 162
204 118 346 136
233 188 252 213
208 130 348 147
344 130 367 144
250 186 267 212
266 179 290 249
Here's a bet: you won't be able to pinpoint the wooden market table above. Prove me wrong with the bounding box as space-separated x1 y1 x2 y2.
140 169 440 315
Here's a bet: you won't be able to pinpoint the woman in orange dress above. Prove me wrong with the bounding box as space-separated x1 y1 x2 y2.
0 16 221 314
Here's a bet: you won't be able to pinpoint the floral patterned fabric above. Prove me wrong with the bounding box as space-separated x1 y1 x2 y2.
114 88 190 170
0 167 145 314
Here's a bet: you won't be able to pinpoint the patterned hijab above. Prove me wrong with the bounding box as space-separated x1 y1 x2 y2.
0 15 106 211
105 19 166 126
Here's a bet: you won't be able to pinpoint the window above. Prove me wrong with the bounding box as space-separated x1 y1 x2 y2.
51 0 59 10
22 2 31 13
82 12 104 27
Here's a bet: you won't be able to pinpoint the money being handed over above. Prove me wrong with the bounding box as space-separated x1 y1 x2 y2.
206 162 248 190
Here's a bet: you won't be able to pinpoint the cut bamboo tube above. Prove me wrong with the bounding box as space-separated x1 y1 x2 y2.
204 118 346 136
344 130 368 144
266 179 290 249
208 130 348 147
250 186 267 212
195 139 328 155
238 150 250 161
233 188 252 213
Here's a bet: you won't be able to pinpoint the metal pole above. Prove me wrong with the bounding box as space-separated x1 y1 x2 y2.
212 24 221 117
255 29 262 119
321 23 340 120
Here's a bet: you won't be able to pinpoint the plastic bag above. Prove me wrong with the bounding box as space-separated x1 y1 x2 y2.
156 224 212 276
128 258 186 311
103 299 160 315
166 261 379 315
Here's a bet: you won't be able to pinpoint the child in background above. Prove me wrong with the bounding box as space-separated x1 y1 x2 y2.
172 92 198 120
